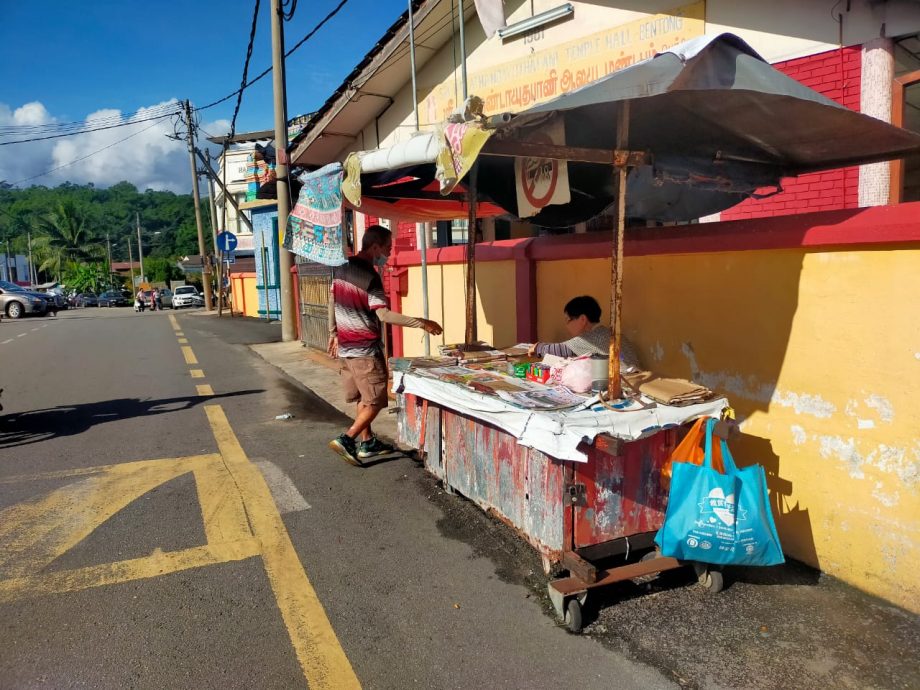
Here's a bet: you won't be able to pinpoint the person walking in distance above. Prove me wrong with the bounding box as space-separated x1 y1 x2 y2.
328 225 442 466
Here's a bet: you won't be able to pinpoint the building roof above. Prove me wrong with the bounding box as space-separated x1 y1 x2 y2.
289 0 473 167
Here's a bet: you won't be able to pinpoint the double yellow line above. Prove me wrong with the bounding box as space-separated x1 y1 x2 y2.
167 313 360 688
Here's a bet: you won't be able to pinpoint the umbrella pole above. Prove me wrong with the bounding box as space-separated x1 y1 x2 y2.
608 101 630 400
464 163 478 344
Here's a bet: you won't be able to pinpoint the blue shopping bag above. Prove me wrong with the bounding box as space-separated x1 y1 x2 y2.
656 419 784 566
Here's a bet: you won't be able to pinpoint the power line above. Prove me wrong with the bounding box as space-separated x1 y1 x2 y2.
194 0 350 113
228 0 262 144
0 103 181 136
0 108 181 146
9 120 166 187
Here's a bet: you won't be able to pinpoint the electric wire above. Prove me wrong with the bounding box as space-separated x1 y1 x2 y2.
9 119 166 187
0 103 182 136
227 0 262 145
194 0 350 113
0 107 182 146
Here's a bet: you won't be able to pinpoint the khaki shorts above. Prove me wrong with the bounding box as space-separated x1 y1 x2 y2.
340 355 389 408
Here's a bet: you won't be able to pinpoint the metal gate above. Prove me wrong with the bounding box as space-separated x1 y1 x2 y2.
297 261 333 350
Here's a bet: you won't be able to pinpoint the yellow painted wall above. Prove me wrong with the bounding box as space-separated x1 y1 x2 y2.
401 261 518 356
230 274 260 318
535 248 920 613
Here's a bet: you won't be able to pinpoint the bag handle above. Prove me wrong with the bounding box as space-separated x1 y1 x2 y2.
703 418 738 474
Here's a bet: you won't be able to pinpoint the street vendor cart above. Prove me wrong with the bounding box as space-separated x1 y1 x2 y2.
394 368 728 632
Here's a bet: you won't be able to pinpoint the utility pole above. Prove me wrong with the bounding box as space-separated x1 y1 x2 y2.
127 237 137 292
106 233 113 288
205 149 219 256
136 212 145 285
184 100 214 311
27 231 35 285
271 0 296 341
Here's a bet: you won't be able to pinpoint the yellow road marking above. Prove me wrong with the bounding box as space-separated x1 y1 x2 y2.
168 314 180 331
190 369 205 379
0 539 260 604
0 454 220 485
181 346 198 365
178 337 189 344
176 331 184 336
205 405 360 689
196 384 214 397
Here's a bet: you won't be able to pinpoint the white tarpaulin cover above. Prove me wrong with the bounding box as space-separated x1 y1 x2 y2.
394 371 727 463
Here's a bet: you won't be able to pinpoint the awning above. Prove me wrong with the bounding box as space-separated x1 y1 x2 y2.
341 33 920 226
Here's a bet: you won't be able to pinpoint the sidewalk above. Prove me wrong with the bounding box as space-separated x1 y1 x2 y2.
192 312 920 690
248 340 398 441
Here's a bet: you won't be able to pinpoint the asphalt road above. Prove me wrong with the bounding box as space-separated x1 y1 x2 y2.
0 307 673 689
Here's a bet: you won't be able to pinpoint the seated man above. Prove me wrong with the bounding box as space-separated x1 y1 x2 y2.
528 295 641 369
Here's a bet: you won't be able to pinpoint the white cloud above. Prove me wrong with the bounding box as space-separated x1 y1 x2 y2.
0 99 229 194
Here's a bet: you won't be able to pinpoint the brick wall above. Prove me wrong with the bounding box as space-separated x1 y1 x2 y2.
721 45 863 221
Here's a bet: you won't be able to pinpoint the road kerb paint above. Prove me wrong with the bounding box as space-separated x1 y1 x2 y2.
204 405 361 689
181 346 198 365
190 369 205 379
196 384 215 397
0 540 260 604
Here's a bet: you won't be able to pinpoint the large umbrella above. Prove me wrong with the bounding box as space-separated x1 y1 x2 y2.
478 33 920 226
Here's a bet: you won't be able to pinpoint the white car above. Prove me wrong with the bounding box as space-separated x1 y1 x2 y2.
171 285 203 309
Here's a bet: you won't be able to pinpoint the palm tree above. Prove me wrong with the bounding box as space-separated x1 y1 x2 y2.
33 202 102 281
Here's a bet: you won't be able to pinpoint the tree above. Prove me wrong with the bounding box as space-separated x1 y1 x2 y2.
63 262 110 293
33 201 103 280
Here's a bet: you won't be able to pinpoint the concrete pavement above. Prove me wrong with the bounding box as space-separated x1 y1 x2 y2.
211 311 920 690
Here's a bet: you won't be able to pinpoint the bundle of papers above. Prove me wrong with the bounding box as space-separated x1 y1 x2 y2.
389 356 457 372
624 371 713 406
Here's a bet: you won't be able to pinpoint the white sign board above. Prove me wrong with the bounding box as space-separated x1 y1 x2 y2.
514 119 571 218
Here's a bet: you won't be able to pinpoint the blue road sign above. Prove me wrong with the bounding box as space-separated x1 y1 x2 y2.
224 252 235 265
216 231 238 253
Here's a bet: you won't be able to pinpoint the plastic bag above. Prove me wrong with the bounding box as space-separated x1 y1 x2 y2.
655 419 784 567
550 356 593 393
661 416 724 487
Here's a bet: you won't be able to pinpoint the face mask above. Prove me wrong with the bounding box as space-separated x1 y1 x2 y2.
374 254 389 267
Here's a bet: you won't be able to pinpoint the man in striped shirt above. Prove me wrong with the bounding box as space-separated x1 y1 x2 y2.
328 225 442 466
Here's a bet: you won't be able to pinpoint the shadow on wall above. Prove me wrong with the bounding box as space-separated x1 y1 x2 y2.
622 242 817 568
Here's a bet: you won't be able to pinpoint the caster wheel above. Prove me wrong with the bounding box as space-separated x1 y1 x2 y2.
565 598 583 634
702 569 724 593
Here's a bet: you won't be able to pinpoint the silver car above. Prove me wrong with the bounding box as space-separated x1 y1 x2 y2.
0 281 49 319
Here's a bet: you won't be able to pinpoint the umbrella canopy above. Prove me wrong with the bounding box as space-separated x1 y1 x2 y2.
478 33 920 225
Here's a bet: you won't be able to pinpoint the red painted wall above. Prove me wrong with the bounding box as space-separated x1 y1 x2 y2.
721 45 862 221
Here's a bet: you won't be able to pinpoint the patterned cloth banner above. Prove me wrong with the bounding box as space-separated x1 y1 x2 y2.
435 122 494 194
284 162 347 266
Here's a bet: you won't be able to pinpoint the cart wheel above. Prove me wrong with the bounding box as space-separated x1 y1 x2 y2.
565 598 583 634
633 550 661 586
702 569 724 594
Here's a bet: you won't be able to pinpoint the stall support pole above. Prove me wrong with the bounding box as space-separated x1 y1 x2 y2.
464 164 478 344
608 102 629 401
418 222 431 355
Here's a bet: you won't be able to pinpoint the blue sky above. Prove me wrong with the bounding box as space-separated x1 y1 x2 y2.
0 0 408 191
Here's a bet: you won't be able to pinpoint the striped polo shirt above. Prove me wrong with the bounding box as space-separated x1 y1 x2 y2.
332 256 388 358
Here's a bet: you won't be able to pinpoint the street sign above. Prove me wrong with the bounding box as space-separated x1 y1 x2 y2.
224 252 235 265
216 231 238 253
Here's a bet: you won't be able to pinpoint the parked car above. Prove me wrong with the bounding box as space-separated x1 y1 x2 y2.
97 291 128 307
171 285 202 309
0 281 48 319
159 288 174 309
75 292 98 307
